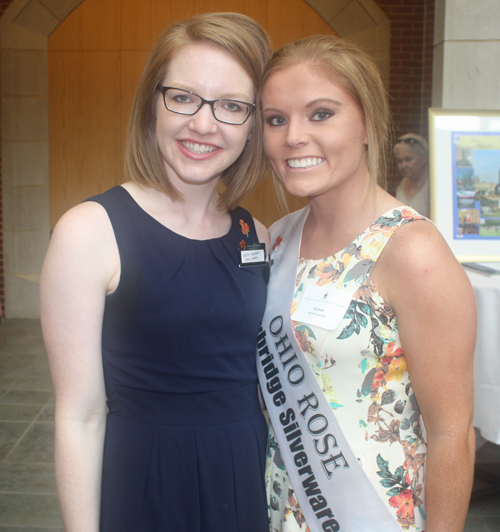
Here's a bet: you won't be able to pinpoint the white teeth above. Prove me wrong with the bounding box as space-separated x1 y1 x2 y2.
182 141 218 154
287 157 324 168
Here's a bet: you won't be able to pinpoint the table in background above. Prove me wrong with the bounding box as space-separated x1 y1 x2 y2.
465 263 500 445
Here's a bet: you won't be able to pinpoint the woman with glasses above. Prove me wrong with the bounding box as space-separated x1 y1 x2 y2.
258 36 475 532
40 13 271 532
394 133 430 217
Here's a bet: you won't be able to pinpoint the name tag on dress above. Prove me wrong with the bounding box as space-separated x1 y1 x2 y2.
239 243 267 267
293 285 351 330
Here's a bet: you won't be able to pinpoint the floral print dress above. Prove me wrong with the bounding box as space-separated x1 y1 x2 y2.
266 207 428 532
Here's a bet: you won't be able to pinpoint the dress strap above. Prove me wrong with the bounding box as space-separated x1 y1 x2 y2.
357 206 429 264
332 207 429 295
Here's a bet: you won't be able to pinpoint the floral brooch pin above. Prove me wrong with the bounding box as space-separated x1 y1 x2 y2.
272 235 284 252
240 219 250 237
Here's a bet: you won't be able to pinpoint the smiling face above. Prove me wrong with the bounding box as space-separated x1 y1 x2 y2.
394 143 428 181
261 62 369 201
155 42 254 191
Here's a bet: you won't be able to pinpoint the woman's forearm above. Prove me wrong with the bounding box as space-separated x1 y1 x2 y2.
54 415 106 532
424 425 475 532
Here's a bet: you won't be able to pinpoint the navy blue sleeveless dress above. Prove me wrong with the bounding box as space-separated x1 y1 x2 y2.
87 186 269 532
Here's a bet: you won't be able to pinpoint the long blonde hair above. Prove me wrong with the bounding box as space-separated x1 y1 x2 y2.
125 12 272 211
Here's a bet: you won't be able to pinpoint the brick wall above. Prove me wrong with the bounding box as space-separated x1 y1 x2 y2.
0 1 14 316
374 0 435 193
0 0 434 317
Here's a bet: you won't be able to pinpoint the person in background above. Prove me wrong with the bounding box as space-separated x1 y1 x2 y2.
394 133 430 217
258 35 476 532
41 13 272 532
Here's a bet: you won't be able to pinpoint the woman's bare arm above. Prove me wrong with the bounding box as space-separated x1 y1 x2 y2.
374 220 476 532
41 202 119 532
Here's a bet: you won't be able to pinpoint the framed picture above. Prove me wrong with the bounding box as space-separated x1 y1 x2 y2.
429 108 500 262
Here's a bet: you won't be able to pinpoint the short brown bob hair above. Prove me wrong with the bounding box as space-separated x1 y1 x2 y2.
125 12 272 212
258 35 391 192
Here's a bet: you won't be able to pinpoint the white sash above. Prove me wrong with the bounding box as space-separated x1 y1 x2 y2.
258 207 402 532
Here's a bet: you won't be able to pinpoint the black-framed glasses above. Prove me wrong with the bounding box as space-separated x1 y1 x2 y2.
158 86 254 125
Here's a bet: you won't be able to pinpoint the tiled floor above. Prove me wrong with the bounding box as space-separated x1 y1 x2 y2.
0 319 62 531
0 318 499 531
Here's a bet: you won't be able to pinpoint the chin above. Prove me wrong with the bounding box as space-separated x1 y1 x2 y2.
282 186 311 199
280 179 314 199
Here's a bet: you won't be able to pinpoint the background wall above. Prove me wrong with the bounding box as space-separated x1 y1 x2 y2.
0 0 12 317
374 0 434 193
433 0 500 110
1 0 435 317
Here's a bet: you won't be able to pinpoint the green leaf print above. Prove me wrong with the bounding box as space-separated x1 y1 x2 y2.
393 466 405 484
357 301 371 315
376 454 391 478
376 453 410 496
294 283 304 298
295 324 317 340
418 506 427 520
401 418 411 431
356 310 368 328
337 320 358 340
376 211 403 227
337 298 372 340
344 301 357 320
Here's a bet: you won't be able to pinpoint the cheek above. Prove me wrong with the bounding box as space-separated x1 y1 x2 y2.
227 125 253 163
416 159 427 172
236 126 252 151
263 131 280 160
408 159 421 172
156 111 177 138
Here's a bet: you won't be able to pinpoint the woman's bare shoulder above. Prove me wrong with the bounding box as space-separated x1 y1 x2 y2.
374 219 472 308
43 200 119 293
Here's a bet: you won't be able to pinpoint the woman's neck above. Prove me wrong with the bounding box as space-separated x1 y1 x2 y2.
122 181 231 240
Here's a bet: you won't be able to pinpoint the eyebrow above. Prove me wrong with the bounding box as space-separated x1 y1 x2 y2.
262 98 342 113
305 98 342 108
167 84 253 102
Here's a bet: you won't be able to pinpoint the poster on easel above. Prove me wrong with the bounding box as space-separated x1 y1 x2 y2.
429 109 500 262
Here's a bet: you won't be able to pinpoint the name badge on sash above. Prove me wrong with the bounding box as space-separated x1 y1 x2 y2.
293 285 351 330
239 243 266 267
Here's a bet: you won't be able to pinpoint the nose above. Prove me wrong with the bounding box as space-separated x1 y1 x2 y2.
284 119 308 148
188 103 218 135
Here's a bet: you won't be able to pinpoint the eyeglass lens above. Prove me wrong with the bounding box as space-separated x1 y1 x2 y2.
163 88 251 124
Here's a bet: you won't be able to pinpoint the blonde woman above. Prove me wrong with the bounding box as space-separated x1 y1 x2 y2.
394 133 430 217
258 35 475 532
